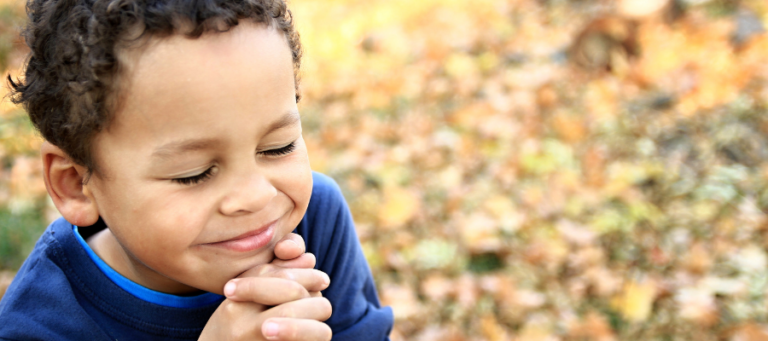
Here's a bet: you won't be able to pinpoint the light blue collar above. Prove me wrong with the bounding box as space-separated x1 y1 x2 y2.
73 225 223 308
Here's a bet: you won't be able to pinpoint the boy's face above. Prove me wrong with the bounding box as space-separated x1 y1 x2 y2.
83 23 312 294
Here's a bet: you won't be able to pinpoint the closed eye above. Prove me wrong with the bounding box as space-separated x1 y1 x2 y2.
260 141 296 157
172 167 216 185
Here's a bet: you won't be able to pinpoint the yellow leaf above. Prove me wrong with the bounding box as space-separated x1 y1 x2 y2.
617 0 669 19
445 52 479 80
479 314 509 341
612 278 657 322
517 322 557 341
378 187 420 229
483 195 514 219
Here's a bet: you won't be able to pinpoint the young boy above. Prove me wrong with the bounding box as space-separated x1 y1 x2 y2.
0 0 393 340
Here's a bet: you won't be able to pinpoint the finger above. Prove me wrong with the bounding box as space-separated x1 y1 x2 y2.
199 300 267 340
236 264 329 293
271 252 316 269
261 318 332 341
309 291 323 298
224 277 310 304
274 233 306 260
262 297 333 322
237 263 275 279
267 268 329 293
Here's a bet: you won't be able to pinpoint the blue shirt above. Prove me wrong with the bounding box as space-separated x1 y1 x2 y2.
0 172 393 340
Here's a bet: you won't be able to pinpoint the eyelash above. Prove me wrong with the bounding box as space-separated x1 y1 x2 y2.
173 167 215 185
171 142 296 185
260 141 296 157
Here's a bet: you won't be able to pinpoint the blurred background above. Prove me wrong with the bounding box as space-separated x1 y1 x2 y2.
2 0 768 339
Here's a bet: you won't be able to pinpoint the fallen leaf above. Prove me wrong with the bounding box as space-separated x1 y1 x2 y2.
378 186 421 229
420 274 455 302
675 285 718 326
729 323 768 341
381 283 421 321
612 278 657 322
479 314 510 341
568 311 616 341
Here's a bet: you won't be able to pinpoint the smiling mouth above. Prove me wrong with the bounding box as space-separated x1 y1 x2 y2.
204 220 277 252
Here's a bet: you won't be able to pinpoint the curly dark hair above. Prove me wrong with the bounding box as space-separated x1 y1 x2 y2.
8 0 302 175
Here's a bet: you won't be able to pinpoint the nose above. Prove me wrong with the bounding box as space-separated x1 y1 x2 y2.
219 171 277 216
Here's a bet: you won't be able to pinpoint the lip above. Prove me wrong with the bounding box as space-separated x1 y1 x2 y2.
204 220 277 252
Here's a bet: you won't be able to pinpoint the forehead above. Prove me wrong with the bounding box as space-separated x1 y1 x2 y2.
104 21 295 130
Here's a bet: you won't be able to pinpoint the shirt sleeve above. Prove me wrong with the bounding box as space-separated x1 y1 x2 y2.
297 172 393 341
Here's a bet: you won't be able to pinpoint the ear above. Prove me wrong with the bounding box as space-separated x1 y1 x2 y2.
41 141 100 227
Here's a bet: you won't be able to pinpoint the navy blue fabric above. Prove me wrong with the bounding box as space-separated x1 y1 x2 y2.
73 225 225 308
0 172 393 340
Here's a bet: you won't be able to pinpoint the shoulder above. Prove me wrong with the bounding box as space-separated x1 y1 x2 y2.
0 219 106 339
297 172 357 265
310 172 345 205
303 172 348 228
2 218 65 286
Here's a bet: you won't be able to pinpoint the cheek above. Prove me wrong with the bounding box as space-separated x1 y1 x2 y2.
109 186 213 250
282 151 312 208
146 191 212 236
265 143 312 228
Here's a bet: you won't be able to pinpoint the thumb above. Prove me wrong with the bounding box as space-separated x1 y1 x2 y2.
273 233 306 260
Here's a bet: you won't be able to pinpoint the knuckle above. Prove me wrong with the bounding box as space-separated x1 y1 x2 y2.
230 326 247 340
251 264 272 277
258 264 275 276
249 264 267 275
288 281 308 299
222 301 241 316
275 269 295 281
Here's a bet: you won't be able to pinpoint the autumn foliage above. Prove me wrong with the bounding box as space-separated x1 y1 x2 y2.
2 0 768 339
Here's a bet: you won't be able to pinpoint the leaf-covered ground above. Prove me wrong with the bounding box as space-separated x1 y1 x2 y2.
2 0 768 339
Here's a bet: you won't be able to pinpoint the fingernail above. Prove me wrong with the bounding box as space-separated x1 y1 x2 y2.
263 322 280 339
224 280 237 297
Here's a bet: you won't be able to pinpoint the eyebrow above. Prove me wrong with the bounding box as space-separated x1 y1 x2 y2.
151 138 221 159
268 110 301 132
150 110 301 159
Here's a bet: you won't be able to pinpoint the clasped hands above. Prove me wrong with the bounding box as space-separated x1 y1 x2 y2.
199 234 332 341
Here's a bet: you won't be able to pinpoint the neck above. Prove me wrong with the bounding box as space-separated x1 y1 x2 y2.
87 229 202 295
